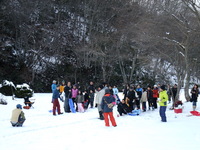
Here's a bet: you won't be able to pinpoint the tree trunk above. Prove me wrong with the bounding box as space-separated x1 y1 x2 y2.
129 52 137 83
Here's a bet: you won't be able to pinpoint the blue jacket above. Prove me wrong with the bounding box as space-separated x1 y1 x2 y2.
52 89 62 102
101 94 115 112
112 88 119 95
51 84 57 92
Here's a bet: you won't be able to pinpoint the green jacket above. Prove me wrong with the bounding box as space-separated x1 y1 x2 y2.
159 90 168 106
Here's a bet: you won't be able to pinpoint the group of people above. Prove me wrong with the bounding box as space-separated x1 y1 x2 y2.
118 84 168 122
51 80 96 116
10 80 199 127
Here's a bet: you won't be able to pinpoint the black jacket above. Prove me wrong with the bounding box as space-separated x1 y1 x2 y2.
191 88 199 102
127 90 136 101
117 102 132 114
64 86 72 98
147 90 153 101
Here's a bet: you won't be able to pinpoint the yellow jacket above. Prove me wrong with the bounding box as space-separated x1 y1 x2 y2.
60 85 65 93
159 90 168 106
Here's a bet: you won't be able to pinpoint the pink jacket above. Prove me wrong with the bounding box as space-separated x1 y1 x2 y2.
71 88 78 98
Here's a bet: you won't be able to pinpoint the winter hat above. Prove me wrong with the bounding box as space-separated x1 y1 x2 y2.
160 85 166 90
105 89 110 94
16 104 22 109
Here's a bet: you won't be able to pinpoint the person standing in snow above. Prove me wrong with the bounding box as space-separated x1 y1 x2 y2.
152 85 159 109
123 84 130 100
89 90 95 108
10 104 26 127
167 84 172 104
147 86 153 110
171 84 177 109
51 80 57 93
76 90 85 113
135 85 142 109
127 87 136 111
64 81 72 113
95 85 105 120
83 90 89 110
52 85 63 116
158 85 168 122
113 85 120 104
190 84 199 111
71 85 79 111
87 81 95 93
101 89 117 127
140 88 147 112
59 80 65 93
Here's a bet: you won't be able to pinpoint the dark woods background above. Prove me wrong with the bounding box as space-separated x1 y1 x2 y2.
1 0 200 95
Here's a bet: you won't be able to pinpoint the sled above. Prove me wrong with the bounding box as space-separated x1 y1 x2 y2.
128 109 141 116
24 97 35 108
190 111 200 116
23 106 30 109
69 98 76 113
174 108 182 113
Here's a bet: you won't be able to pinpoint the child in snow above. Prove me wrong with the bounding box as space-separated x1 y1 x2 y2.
76 90 85 113
52 85 63 116
101 89 117 127
89 90 95 108
83 90 89 110
158 85 168 122
10 104 26 127
113 85 120 104
59 80 65 93
71 85 78 111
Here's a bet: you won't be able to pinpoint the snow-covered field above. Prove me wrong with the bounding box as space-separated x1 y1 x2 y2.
1 91 200 150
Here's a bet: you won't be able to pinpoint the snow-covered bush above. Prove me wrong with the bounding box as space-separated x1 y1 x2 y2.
14 83 34 98
0 93 7 105
0 80 16 96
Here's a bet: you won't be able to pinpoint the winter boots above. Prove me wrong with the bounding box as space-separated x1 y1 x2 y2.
193 106 196 111
99 111 104 120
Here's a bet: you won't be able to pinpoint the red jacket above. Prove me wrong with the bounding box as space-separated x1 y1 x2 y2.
153 88 159 98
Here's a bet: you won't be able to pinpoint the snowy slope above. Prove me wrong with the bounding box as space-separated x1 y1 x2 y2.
0 91 200 150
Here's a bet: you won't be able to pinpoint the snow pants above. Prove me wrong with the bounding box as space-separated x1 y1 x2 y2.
103 112 117 127
152 98 158 109
78 103 84 113
72 98 78 111
64 98 71 112
117 106 127 116
159 106 167 122
53 99 61 115
11 118 26 127
142 102 146 111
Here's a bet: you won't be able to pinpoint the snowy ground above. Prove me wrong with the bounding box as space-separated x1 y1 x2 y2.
0 91 200 150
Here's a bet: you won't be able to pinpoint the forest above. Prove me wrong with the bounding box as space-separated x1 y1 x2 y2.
0 0 200 100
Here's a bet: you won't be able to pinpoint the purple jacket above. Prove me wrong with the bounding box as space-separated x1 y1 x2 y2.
71 88 78 98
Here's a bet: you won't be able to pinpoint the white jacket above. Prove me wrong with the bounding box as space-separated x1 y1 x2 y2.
95 89 105 104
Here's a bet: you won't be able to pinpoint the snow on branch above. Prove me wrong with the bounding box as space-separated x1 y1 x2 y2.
179 51 185 57
163 37 186 50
